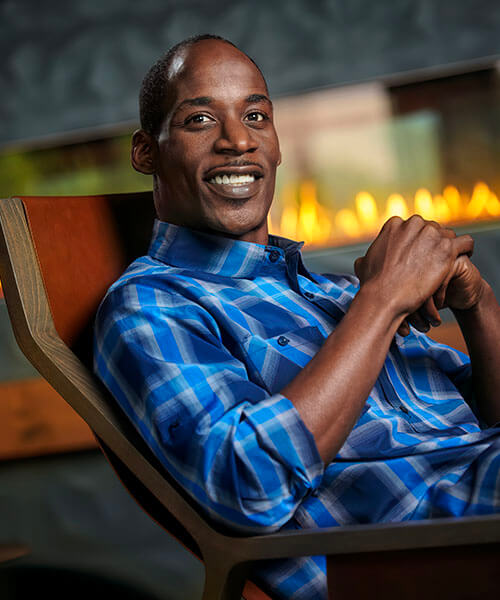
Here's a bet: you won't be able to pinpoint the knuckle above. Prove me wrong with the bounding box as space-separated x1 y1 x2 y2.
440 237 452 252
385 215 402 229
406 214 424 230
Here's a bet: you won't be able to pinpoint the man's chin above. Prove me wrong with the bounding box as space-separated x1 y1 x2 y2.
205 214 269 244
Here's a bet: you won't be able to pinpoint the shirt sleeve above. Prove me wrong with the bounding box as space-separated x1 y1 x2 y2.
94 278 324 534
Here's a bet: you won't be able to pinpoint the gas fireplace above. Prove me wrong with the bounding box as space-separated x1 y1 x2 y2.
269 65 500 249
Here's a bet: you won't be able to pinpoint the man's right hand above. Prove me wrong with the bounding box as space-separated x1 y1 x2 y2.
354 215 474 334
284 215 475 463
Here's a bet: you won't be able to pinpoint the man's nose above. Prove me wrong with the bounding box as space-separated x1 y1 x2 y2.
214 118 257 154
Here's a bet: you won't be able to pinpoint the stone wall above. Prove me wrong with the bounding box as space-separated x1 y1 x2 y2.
2 0 500 145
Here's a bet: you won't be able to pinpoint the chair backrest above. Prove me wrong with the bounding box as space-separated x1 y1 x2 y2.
20 192 156 363
0 193 271 600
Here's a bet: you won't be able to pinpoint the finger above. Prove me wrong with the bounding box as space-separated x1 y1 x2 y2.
420 220 456 238
452 234 474 258
434 268 455 309
421 297 441 327
397 320 411 336
380 215 403 233
434 283 447 310
403 214 427 233
406 310 431 333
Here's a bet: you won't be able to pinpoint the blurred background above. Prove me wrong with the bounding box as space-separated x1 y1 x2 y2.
1 1 500 598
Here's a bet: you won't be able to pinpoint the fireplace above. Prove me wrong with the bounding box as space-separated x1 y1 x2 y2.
269 65 500 249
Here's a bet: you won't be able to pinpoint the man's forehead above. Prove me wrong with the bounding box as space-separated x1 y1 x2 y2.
167 40 268 98
167 47 189 81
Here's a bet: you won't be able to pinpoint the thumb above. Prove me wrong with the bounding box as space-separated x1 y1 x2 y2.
453 234 474 258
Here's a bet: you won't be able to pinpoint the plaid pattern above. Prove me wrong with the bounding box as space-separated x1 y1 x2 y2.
94 220 500 600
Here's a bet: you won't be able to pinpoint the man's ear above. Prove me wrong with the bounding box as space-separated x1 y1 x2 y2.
131 129 158 174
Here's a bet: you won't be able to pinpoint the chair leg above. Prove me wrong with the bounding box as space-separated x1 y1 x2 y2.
201 560 249 600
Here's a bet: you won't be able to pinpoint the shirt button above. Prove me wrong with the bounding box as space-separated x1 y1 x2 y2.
169 420 180 434
304 292 315 299
269 250 280 262
399 405 409 414
277 336 289 346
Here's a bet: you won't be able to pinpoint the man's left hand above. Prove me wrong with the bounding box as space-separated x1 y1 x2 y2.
434 254 485 312
398 250 486 337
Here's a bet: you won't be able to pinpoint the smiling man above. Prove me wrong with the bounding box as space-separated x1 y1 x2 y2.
131 36 279 244
94 35 500 599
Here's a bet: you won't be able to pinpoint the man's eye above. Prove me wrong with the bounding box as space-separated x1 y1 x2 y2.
245 112 267 122
185 114 212 125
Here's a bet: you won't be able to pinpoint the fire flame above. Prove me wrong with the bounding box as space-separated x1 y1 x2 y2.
271 181 500 247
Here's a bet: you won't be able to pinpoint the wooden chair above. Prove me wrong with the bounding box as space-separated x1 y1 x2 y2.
0 192 499 600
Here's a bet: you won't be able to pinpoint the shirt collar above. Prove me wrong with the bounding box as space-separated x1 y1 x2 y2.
148 219 305 279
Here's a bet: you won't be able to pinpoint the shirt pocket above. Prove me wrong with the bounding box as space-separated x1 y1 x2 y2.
242 325 325 394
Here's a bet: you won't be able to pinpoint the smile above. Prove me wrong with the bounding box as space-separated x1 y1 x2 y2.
209 173 256 186
204 174 263 199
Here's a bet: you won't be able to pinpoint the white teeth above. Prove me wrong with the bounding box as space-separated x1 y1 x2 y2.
210 174 256 185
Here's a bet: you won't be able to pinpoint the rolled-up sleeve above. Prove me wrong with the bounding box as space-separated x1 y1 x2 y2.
94 280 324 533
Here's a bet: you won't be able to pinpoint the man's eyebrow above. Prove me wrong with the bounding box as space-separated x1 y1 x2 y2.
173 96 213 114
245 94 272 105
173 94 271 117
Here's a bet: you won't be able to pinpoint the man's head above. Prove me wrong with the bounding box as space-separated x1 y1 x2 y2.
132 35 281 245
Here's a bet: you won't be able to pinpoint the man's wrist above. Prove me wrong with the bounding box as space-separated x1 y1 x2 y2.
356 279 408 333
451 278 491 319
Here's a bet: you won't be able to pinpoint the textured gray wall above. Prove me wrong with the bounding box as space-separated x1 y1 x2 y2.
2 0 500 145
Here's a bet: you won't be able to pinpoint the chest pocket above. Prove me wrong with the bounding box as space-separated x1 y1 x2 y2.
242 325 325 394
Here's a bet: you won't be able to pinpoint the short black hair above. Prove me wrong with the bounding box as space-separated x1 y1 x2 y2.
139 34 265 137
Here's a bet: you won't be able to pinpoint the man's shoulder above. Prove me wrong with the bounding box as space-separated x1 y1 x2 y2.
97 254 208 321
107 254 204 297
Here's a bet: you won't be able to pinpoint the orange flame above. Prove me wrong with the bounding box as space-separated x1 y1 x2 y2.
271 181 500 247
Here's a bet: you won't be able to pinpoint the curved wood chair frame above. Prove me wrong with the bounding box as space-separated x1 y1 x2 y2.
1 193 499 600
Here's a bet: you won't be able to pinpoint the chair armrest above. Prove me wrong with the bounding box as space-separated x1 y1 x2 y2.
222 513 500 563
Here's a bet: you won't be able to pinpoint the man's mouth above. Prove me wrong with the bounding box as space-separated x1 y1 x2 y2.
208 173 257 186
203 165 264 198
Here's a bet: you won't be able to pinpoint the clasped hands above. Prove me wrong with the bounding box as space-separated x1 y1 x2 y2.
354 215 486 336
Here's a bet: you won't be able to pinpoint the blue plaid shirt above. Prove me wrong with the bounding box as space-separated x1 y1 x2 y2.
94 220 500 600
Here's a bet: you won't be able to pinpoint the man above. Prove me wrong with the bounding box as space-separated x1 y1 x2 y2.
94 34 500 599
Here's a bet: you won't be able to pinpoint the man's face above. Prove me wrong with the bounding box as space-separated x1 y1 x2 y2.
152 40 281 244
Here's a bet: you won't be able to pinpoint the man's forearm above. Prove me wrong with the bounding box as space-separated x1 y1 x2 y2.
282 217 476 464
282 282 403 464
453 281 500 425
